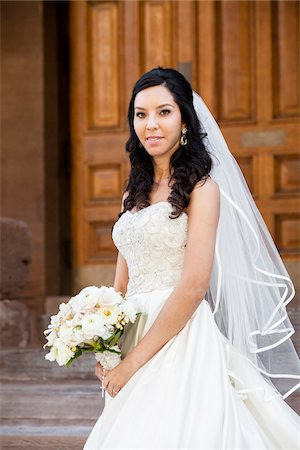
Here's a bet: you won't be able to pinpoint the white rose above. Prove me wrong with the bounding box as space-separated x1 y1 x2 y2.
68 287 100 313
98 286 123 307
72 326 84 345
45 339 75 366
81 313 106 340
80 286 101 308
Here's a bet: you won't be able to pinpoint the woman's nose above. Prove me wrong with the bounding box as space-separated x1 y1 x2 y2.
146 114 159 130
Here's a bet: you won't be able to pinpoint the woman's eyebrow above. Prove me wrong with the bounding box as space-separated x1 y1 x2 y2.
134 103 174 110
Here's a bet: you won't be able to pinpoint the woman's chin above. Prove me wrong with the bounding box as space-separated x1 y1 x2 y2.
144 145 178 158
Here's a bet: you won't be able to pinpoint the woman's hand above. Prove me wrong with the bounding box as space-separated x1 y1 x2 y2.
101 359 137 398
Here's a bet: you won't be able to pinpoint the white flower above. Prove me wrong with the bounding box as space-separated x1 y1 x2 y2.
98 286 123 307
99 326 115 340
81 313 106 340
58 302 72 318
45 339 75 366
59 323 83 347
121 300 139 323
49 313 61 329
72 326 85 345
69 286 102 313
79 286 101 308
66 312 83 327
98 306 119 325
44 330 58 347
59 323 73 345
95 347 121 370
69 294 84 314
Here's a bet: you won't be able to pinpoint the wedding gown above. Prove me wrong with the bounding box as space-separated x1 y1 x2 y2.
84 201 300 450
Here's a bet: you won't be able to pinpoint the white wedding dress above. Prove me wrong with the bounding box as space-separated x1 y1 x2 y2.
84 201 300 450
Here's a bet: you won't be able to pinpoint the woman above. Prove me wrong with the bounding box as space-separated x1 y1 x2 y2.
84 67 299 449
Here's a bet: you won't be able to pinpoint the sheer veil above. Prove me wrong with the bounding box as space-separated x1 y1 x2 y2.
193 92 300 400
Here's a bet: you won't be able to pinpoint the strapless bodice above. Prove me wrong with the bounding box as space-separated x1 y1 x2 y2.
112 202 188 296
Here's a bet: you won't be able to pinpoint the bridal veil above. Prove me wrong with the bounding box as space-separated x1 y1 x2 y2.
193 92 300 400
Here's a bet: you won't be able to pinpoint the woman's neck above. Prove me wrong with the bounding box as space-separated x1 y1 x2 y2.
152 156 172 184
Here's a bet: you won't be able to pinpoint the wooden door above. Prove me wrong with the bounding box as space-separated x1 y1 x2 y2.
70 0 300 306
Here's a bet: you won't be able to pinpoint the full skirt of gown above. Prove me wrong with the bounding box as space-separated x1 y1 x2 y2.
83 286 300 450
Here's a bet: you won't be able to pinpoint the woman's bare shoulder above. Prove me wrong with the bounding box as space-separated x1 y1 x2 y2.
189 177 220 207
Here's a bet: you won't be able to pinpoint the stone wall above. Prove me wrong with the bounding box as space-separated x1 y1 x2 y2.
0 217 32 347
1 1 46 314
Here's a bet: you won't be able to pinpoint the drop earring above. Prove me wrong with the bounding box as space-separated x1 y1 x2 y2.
180 127 188 146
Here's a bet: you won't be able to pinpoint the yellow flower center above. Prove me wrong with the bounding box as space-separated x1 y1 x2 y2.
104 310 111 316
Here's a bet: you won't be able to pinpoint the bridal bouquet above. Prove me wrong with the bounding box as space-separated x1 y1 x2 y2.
43 285 140 372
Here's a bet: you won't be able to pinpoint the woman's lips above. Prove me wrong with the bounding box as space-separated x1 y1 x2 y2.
146 136 163 144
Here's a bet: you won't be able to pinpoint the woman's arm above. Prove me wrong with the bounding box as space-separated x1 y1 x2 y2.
113 192 129 296
113 252 129 297
124 178 220 373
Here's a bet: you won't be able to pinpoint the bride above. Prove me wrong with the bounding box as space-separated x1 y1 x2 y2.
84 67 299 449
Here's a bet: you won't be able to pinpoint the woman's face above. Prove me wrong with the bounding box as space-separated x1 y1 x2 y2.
133 85 184 160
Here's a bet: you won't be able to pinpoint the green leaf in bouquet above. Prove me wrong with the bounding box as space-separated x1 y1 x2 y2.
93 341 105 352
66 348 83 366
66 346 96 366
106 329 123 348
104 329 122 346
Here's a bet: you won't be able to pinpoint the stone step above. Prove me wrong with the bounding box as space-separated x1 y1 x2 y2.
0 381 104 450
0 381 104 424
0 349 96 381
0 425 89 450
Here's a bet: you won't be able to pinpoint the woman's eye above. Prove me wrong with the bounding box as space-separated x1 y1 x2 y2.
135 112 145 118
160 109 171 115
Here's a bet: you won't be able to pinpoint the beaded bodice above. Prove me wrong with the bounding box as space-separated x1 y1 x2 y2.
112 201 188 297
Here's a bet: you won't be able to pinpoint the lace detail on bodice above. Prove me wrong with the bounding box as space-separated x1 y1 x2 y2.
112 202 188 297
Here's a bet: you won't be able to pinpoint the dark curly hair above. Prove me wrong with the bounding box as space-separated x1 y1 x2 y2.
122 67 212 219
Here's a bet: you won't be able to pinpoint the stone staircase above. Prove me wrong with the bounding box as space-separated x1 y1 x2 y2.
0 349 104 450
1 331 299 450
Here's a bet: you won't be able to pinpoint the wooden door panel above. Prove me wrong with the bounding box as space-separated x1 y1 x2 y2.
218 0 255 122
272 1 300 118
87 1 120 129
142 1 173 70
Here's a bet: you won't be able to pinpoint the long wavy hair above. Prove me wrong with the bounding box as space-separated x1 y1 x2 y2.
122 67 212 219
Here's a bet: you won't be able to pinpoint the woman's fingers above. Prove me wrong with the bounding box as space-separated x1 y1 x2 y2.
95 365 120 397
95 363 118 398
105 382 115 398
102 375 121 398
